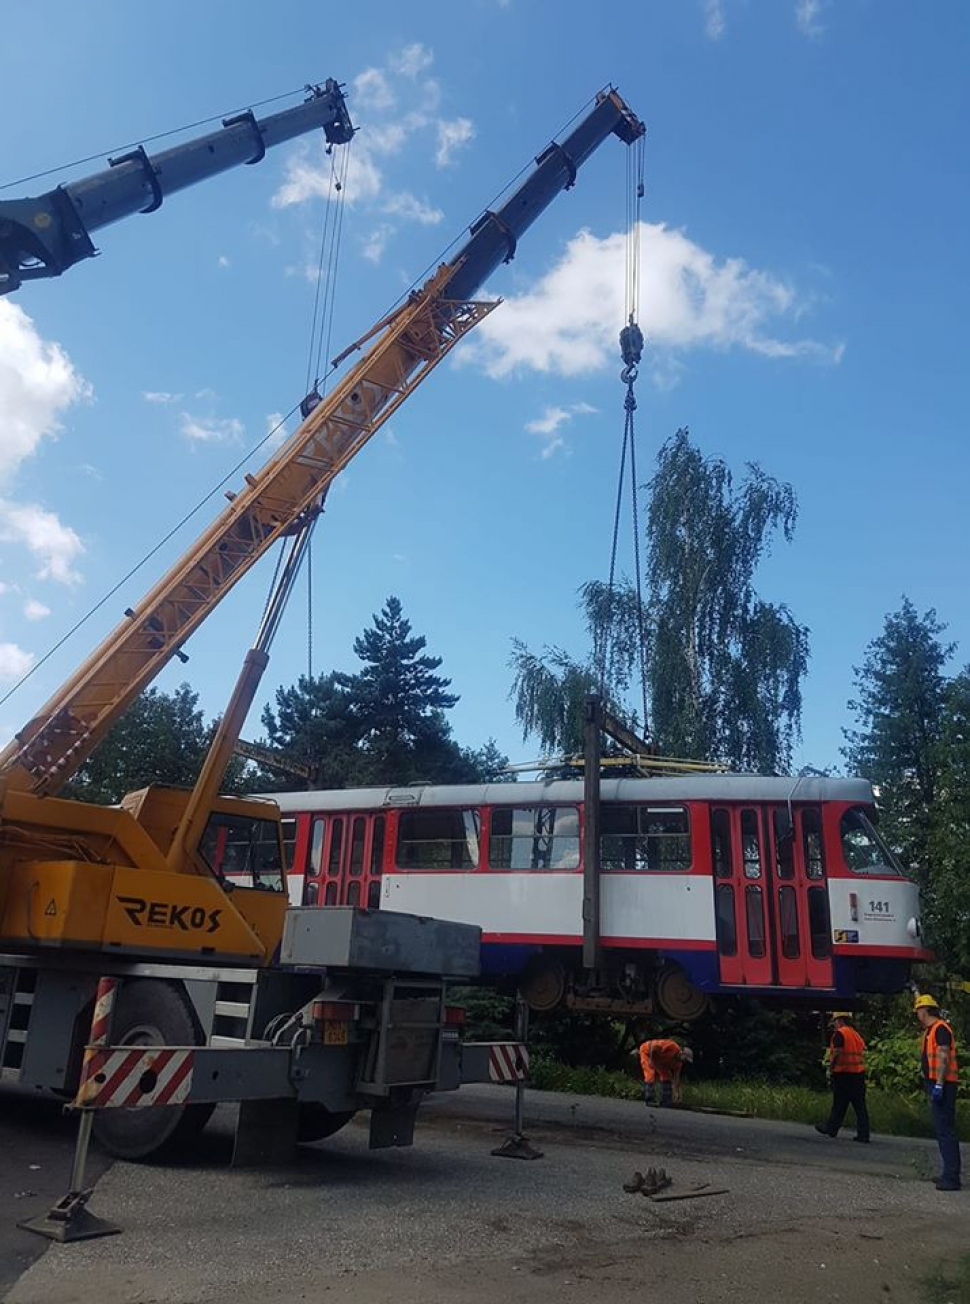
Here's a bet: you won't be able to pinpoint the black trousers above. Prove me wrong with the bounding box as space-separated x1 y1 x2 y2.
825 1072 870 1140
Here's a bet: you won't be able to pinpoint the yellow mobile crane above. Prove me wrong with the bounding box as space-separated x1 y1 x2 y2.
0 86 644 1187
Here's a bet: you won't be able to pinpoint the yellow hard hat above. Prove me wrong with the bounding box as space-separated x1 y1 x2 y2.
913 994 939 1011
829 1011 853 1022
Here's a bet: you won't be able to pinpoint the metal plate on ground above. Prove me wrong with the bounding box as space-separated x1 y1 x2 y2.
280 907 481 977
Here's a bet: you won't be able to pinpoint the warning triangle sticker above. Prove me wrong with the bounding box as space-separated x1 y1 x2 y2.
44 899 57 917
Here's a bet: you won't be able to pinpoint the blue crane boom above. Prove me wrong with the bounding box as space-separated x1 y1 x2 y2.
0 79 354 294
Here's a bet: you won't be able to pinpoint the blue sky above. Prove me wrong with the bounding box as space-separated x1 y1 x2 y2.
1 0 968 775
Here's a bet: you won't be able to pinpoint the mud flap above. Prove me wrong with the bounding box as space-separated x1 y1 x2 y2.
368 1102 418 1149
232 1098 299 1167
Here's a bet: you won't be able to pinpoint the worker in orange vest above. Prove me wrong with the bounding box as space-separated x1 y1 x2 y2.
914 994 961 1191
814 1012 870 1143
637 1038 693 1107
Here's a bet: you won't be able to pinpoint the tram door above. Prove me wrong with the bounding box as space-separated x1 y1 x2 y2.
301 813 386 910
712 805 833 989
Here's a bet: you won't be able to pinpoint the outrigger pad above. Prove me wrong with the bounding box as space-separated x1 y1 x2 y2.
19 1191 121 1242
491 1133 544 1161
369 1103 419 1149
232 1098 300 1167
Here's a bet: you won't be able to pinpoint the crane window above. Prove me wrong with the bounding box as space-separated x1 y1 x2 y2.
396 809 480 870
600 806 691 872
199 812 284 893
489 807 580 870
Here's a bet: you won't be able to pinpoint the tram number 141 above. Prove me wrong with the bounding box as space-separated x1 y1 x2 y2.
868 900 892 914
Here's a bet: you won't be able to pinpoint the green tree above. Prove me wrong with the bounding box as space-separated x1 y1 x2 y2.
511 429 809 771
843 598 952 875
926 670 970 974
258 597 509 789
64 683 250 804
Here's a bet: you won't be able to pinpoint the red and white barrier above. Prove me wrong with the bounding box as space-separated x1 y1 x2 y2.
76 1047 195 1109
488 1042 529 1083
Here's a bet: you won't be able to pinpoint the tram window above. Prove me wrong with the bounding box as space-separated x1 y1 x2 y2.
327 818 344 877
773 809 794 879
715 884 737 955
745 886 766 958
309 817 326 875
490 806 580 870
370 815 385 877
347 881 361 907
711 809 733 879
600 805 691 872
367 880 382 910
840 807 904 876
779 886 800 958
741 810 762 879
303 879 319 906
802 808 825 880
324 881 338 905
349 817 366 877
281 818 298 872
808 886 831 959
396 809 480 869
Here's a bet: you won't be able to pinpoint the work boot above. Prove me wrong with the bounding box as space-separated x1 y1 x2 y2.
814 1124 835 1138
853 1136 870 1144
934 1179 961 1191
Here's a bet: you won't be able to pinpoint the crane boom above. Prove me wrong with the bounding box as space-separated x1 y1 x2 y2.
0 87 644 802
0 79 353 294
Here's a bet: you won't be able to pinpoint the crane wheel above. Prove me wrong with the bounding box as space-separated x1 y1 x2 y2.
91 979 214 1161
296 1105 356 1142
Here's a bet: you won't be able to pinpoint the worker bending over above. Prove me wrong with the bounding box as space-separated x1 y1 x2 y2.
637 1039 693 1107
914 994 961 1191
815 1011 870 1143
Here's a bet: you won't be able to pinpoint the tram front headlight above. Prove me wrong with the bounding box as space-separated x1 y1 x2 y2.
907 916 921 940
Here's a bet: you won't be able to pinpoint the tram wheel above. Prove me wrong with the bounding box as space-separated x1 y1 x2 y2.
519 956 567 1013
654 965 708 1022
91 980 214 1161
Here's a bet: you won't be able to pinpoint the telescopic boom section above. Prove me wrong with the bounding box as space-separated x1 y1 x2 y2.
0 79 354 293
0 87 643 798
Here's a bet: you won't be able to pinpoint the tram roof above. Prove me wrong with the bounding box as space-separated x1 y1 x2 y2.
261 773 875 814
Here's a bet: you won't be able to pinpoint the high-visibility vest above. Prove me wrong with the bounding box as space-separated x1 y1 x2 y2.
639 1039 680 1082
831 1025 866 1074
922 1019 959 1084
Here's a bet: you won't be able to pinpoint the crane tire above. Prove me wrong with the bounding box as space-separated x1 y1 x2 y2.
297 1105 356 1142
91 979 214 1161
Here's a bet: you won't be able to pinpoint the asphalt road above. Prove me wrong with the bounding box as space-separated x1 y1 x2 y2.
0 1094 111 1298
2 1086 964 1304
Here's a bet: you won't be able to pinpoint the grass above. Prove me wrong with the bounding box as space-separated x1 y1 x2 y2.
528 1054 970 1141
921 1253 970 1304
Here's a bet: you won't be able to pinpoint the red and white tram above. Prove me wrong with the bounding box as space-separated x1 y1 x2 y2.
249 775 929 1020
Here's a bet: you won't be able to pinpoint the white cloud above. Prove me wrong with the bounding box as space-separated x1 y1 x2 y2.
704 0 726 39
273 45 471 264
23 598 51 621
436 117 475 168
0 500 84 584
524 401 597 460
0 581 8 595
142 390 182 404
0 642 34 680
265 411 289 451
382 192 443 225
389 43 434 79
179 413 244 444
463 221 842 381
217 255 230 269
0 301 91 484
795 0 825 36
353 67 395 112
